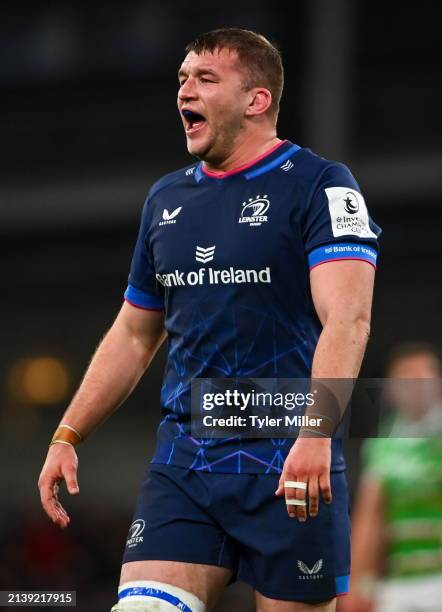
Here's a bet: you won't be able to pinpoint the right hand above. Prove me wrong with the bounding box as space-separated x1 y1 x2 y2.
38 443 79 528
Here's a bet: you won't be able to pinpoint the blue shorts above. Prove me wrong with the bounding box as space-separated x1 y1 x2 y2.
122 464 350 602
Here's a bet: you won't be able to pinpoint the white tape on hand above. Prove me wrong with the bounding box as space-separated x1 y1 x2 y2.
286 499 307 506
284 481 307 490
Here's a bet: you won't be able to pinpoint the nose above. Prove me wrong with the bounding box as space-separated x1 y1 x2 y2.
178 76 197 102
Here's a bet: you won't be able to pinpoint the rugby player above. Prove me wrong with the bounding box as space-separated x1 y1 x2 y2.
341 344 442 612
38 28 381 612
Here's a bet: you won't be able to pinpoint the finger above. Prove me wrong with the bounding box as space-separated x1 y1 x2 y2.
40 478 69 527
284 476 306 519
52 505 65 523
53 510 69 529
283 474 296 518
54 500 69 521
275 477 284 497
319 472 332 504
51 481 71 527
283 477 306 520
52 499 70 528
62 464 79 495
40 478 61 522
46 496 65 525
52 482 60 501
294 476 307 522
308 476 319 517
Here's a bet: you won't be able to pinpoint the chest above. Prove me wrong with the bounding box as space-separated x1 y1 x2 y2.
149 179 305 274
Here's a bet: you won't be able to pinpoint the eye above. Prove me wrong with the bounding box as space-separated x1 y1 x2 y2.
200 77 215 83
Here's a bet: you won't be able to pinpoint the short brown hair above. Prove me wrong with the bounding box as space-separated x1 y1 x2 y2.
184 28 284 119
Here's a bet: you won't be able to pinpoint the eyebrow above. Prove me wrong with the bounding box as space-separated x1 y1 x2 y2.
178 67 220 79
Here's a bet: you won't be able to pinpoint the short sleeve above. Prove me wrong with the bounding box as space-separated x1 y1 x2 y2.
303 163 382 270
124 196 164 310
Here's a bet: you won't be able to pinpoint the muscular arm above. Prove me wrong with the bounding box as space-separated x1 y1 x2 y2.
310 260 374 378
59 301 166 438
38 301 166 527
275 260 375 520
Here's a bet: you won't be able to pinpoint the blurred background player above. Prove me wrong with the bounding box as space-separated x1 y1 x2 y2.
339 343 442 612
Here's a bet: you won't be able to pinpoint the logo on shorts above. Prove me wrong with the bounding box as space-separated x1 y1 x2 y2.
126 519 145 548
297 559 323 580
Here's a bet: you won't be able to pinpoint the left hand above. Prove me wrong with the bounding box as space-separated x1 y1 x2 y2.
275 437 332 521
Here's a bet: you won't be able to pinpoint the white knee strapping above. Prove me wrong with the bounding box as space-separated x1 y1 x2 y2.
111 580 206 612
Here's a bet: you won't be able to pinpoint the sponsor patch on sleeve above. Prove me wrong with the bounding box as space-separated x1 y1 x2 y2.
308 242 378 269
325 187 377 239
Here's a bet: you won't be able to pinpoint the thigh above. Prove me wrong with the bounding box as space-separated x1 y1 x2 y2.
120 465 238 607
123 465 238 568
255 591 336 611
121 560 232 609
220 472 350 603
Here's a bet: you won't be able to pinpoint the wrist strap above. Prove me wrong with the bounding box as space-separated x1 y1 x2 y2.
50 424 83 447
49 440 74 449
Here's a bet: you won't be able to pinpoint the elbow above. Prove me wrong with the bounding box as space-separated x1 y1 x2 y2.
130 333 163 369
355 316 371 343
350 316 371 352
325 311 371 345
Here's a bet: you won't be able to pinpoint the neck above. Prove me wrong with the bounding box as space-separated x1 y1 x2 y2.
203 129 281 174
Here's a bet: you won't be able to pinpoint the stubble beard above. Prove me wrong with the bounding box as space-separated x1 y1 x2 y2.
190 112 246 167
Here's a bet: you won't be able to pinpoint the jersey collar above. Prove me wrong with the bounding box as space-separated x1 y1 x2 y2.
194 140 301 182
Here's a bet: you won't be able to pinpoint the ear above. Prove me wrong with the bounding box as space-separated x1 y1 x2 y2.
245 88 273 117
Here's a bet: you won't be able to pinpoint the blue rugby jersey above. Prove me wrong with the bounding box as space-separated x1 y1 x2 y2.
124 140 381 473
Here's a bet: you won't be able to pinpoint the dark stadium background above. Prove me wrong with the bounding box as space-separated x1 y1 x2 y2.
1 1 441 610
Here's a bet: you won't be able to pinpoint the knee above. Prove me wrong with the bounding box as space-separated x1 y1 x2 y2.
110 581 206 611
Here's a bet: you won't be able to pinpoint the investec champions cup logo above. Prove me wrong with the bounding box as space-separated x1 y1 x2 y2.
343 192 359 214
326 186 377 239
126 519 145 548
238 195 270 227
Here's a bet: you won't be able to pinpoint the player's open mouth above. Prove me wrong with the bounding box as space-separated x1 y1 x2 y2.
182 110 207 135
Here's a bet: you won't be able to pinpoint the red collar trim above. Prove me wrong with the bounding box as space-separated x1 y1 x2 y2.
201 139 287 178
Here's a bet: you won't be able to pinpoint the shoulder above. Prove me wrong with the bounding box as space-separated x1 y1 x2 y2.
148 162 199 200
293 147 355 186
137 162 198 226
